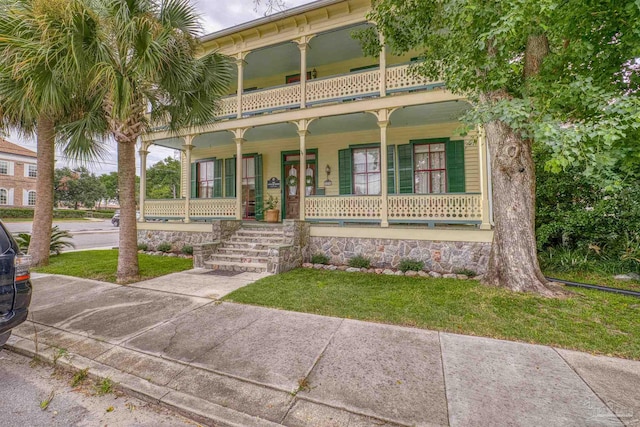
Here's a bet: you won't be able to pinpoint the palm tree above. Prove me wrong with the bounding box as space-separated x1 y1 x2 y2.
0 0 105 266
61 0 231 282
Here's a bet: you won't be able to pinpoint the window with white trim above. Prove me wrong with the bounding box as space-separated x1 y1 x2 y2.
352 147 381 195
0 161 8 175
413 143 446 194
27 190 36 206
0 189 7 205
27 164 37 178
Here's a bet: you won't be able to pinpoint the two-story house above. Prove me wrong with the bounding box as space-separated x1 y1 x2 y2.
138 0 493 274
0 138 37 208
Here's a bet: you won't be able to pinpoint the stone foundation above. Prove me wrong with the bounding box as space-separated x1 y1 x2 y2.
308 237 491 274
267 220 310 273
137 229 212 252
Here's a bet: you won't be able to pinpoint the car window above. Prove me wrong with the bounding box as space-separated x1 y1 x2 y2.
0 223 14 254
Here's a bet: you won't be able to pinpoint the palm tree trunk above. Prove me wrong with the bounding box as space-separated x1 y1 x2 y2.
116 138 139 282
29 115 55 266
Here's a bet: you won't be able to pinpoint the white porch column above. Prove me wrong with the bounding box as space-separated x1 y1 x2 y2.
232 128 247 220
235 52 249 119
378 118 389 227
379 34 387 97
138 142 150 222
295 36 314 109
293 119 315 221
478 127 492 230
183 135 193 223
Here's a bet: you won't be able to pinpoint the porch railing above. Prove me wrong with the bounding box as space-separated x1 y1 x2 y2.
305 195 382 221
216 63 440 119
144 199 185 218
387 194 482 221
189 198 236 218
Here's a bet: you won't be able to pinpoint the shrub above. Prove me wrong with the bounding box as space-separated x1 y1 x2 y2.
157 242 172 253
348 255 371 269
453 268 477 277
181 245 193 255
399 258 424 272
311 253 330 264
137 243 148 251
14 226 75 255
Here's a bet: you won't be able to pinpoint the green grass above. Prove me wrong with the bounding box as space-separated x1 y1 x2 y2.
33 250 193 283
224 269 640 360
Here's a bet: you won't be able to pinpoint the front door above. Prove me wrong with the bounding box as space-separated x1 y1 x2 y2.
242 156 256 220
282 151 316 220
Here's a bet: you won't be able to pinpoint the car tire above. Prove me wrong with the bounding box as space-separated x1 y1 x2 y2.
0 331 11 348
113 219 119 227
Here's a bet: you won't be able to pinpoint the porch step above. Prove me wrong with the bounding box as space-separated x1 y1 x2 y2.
204 260 268 273
209 253 269 263
229 236 286 244
236 229 284 237
217 247 269 256
222 242 277 250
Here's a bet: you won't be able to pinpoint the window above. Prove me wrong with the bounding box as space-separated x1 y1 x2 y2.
0 189 7 205
197 160 215 198
0 161 8 175
352 147 381 195
27 164 37 178
414 143 446 194
27 190 36 206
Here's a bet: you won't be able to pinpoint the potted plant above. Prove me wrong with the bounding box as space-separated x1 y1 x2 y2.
263 194 280 223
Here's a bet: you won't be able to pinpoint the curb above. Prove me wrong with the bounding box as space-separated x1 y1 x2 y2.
6 336 280 427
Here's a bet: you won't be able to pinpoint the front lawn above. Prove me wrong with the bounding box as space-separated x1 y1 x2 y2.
33 250 193 283
224 269 640 360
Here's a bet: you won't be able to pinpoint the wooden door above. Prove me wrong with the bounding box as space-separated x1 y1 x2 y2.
284 163 299 220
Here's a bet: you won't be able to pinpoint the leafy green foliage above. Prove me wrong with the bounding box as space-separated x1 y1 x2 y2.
310 253 330 265
398 258 424 272
137 243 148 251
146 157 181 199
348 255 371 269
363 0 640 180
181 245 193 255
15 226 75 255
55 167 107 209
156 242 172 253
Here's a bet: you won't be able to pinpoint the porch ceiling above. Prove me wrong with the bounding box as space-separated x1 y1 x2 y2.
390 101 472 127
244 23 372 81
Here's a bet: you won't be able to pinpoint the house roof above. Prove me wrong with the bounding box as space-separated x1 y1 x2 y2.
201 0 344 43
0 138 37 158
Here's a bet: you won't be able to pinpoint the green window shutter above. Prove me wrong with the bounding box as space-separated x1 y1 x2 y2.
224 158 235 197
213 158 223 198
190 163 197 198
446 140 466 193
254 154 264 221
397 144 413 194
387 145 396 194
338 149 352 195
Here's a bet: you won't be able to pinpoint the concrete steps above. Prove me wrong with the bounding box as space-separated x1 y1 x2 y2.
206 223 287 273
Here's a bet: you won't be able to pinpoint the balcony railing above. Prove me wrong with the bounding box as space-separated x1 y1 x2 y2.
216 63 438 119
305 195 382 221
143 198 235 219
144 199 185 218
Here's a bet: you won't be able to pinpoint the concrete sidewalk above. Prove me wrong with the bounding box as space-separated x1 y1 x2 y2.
7 273 639 426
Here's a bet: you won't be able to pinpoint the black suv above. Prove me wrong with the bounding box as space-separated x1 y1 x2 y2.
0 220 32 348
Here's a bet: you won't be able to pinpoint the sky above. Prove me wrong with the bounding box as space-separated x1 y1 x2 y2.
8 0 316 176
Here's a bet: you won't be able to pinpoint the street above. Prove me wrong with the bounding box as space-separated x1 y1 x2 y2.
0 350 198 426
5 220 119 252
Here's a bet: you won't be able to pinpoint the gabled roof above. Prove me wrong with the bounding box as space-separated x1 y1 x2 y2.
0 138 37 158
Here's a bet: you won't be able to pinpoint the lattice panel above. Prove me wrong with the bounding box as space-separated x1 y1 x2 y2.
388 194 482 220
386 64 433 92
242 84 301 113
189 198 236 218
145 199 186 217
218 96 237 117
307 70 380 103
305 196 382 220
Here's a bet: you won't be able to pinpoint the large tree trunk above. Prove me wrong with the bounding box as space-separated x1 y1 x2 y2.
29 115 55 266
483 119 557 296
482 34 560 297
116 137 139 282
